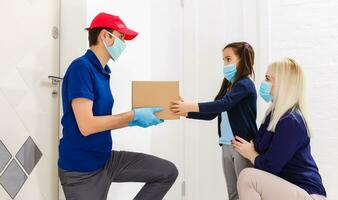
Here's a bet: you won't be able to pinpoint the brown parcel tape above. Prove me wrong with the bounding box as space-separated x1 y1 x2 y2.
132 81 180 120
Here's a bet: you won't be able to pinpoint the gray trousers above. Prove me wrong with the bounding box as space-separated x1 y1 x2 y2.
59 150 178 200
222 145 252 200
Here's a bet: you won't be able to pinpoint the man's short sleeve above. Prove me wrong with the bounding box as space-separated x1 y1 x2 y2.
67 61 94 102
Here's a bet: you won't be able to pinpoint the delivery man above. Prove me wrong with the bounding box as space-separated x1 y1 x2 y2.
58 12 178 200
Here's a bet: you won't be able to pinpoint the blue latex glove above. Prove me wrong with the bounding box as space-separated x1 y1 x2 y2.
129 107 164 128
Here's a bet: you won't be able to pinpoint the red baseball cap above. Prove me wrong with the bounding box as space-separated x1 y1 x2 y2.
86 12 138 40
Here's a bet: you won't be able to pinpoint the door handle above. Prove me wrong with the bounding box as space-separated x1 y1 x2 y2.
48 76 63 86
48 76 63 97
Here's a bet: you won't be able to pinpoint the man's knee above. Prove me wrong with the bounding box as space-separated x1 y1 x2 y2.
163 161 179 182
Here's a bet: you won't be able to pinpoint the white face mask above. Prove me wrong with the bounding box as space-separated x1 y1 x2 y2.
103 32 126 61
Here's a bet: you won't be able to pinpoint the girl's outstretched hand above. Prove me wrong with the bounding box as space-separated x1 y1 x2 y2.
170 97 199 117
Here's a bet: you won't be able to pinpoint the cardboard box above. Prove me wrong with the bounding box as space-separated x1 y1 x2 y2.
132 81 180 120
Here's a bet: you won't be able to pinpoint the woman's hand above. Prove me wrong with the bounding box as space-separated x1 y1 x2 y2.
232 136 259 164
170 97 199 117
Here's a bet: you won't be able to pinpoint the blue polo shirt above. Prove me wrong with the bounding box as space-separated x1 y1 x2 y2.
58 49 114 172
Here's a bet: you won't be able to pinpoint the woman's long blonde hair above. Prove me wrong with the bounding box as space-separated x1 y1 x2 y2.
265 58 311 135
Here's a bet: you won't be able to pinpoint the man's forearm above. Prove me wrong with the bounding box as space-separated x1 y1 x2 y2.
81 111 134 136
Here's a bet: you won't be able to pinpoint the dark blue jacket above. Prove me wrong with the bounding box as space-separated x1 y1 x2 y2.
254 109 326 196
187 77 258 143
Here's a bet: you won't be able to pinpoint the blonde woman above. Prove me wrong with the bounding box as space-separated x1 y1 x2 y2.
232 58 326 200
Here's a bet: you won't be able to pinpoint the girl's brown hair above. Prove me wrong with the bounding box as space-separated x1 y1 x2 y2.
215 42 255 100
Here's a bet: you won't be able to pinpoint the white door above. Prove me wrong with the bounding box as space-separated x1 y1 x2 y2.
0 0 60 199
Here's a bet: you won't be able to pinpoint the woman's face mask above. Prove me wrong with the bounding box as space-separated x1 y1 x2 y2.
259 81 273 102
260 73 275 102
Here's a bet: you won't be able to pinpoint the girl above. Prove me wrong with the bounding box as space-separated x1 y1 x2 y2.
233 58 326 200
171 42 258 200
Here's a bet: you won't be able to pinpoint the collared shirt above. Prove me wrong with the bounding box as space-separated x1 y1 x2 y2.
58 49 114 172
